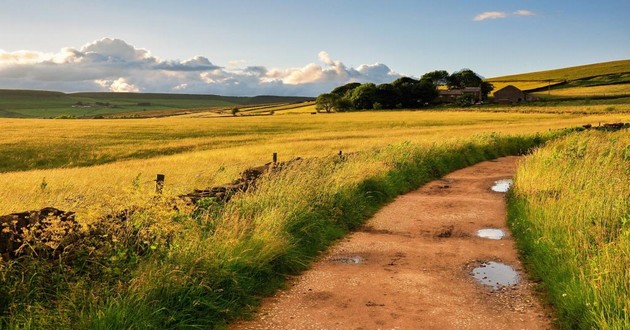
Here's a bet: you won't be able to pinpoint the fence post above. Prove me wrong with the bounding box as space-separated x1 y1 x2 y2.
338 150 343 157
272 152 278 164
156 174 165 194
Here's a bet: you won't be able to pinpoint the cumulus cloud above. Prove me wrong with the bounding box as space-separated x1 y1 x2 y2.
474 9 536 21
474 11 508 21
0 38 403 96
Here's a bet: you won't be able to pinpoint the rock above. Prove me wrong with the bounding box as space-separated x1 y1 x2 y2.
0 207 78 256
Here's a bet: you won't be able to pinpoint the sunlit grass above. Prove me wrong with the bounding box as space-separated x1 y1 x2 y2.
1 111 629 218
532 83 630 97
509 131 630 329
1 131 556 328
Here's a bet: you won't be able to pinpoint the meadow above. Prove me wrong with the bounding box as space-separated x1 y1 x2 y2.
2 110 629 218
487 59 630 92
0 103 629 328
509 131 629 329
0 89 311 118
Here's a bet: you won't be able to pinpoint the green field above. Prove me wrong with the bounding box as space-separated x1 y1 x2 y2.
487 59 630 97
0 89 313 118
1 61 630 328
509 131 629 329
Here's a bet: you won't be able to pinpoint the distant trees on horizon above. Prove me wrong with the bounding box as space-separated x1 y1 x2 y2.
315 69 494 112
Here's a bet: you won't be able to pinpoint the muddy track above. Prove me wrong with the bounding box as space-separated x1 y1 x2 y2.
231 156 552 330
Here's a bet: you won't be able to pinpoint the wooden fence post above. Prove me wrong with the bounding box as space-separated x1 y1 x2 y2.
273 152 278 164
156 174 165 194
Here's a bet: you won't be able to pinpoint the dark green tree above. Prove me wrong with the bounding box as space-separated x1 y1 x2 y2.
421 70 449 86
391 77 420 108
374 83 400 109
331 82 362 98
447 69 494 100
349 83 378 110
315 93 340 113
414 79 439 104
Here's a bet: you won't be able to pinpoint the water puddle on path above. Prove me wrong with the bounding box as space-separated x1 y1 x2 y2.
472 262 519 290
329 256 364 264
491 179 513 192
476 229 505 240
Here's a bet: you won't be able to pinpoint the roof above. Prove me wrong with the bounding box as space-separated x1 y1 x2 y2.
494 85 523 94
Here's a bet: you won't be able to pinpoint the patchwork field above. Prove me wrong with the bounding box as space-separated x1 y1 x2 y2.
0 89 313 118
1 79 629 328
2 110 628 218
487 59 630 97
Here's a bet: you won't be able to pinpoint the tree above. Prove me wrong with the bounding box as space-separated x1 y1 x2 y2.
421 70 449 86
349 83 377 110
374 83 400 109
391 77 420 108
315 93 339 113
331 82 361 98
447 69 494 100
390 77 438 107
334 97 353 112
414 79 439 104
231 107 240 116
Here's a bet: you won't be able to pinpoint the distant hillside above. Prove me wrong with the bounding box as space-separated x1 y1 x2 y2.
487 60 630 97
0 90 314 118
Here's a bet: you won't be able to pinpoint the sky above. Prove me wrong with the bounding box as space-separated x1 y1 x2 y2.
0 0 628 96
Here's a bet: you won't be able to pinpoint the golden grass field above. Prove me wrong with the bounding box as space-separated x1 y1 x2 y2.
532 83 630 97
1 110 628 221
510 131 630 328
1 105 629 328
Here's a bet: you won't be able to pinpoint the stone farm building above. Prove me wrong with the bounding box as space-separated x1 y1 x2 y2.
493 85 528 104
437 87 482 103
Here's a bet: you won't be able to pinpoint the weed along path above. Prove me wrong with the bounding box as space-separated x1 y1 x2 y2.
231 156 551 330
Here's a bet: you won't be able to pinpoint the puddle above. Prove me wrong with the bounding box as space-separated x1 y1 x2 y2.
476 229 505 240
491 179 513 192
329 256 364 264
472 262 519 290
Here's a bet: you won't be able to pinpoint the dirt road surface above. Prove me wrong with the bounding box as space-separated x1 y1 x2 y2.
231 156 552 330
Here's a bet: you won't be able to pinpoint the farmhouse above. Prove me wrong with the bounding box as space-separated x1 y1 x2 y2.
493 85 527 104
437 87 482 102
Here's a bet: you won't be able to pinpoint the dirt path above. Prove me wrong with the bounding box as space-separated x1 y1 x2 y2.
231 156 552 330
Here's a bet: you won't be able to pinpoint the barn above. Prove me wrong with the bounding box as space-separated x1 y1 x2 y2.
493 85 527 103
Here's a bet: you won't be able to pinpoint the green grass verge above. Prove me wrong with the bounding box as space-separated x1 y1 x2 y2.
0 131 565 329
508 131 630 329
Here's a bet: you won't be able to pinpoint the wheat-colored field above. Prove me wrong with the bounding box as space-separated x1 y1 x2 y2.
1 111 628 219
1 107 629 328
532 83 630 97
510 131 629 329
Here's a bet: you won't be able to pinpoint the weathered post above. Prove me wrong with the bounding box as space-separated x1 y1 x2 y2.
339 150 343 157
272 152 278 164
156 174 165 194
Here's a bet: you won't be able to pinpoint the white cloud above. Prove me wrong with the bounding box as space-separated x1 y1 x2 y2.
514 10 536 17
0 38 403 96
474 11 508 21
474 10 536 21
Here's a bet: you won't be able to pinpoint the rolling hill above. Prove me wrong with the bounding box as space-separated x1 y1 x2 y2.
0 89 314 118
487 59 630 97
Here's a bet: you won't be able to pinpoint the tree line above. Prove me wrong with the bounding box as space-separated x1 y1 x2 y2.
316 69 494 112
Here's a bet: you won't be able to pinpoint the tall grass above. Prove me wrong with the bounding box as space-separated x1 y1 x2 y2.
0 132 560 328
509 131 630 329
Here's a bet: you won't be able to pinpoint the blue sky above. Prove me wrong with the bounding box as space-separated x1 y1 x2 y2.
0 0 628 96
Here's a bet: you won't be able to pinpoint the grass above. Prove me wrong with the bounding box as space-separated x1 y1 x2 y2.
531 83 630 98
0 131 562 329
1 111 629 218
488 59 630 84
0 89 312 118
487 59 630 95
508 131 630 329
0 99 629 327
